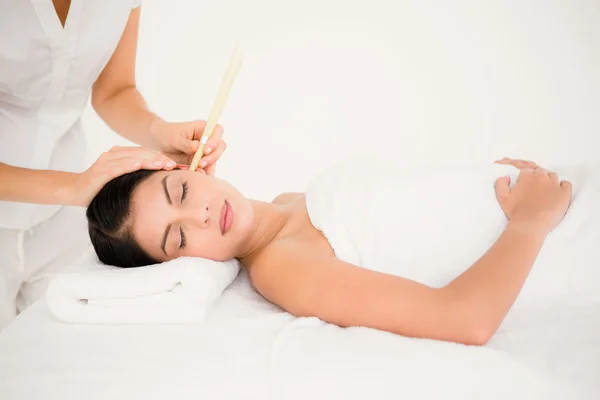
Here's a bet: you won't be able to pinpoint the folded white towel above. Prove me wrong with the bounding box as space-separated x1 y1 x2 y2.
45 252 240 325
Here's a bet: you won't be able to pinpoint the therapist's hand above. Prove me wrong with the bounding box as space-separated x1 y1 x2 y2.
72 146 177 207
150 119 226 175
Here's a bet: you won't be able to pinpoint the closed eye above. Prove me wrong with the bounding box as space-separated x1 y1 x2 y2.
179 227 187 249
181 181 189 202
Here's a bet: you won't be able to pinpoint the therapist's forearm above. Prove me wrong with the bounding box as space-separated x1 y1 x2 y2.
91 86 164 149
0 162 78 205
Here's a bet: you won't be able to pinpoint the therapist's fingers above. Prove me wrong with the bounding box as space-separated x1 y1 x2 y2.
95 156 169 184
101 147 176 169
101 158 144 179
107 153 176 170
196 139 227 174
200 124 225 156
106 145 160 155
175 122 225 157
170 120 206 154
105 145 162 159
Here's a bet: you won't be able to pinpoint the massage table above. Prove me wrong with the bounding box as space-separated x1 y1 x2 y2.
1 269 599 399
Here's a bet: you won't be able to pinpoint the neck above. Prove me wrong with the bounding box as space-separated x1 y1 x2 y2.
235 199 289 260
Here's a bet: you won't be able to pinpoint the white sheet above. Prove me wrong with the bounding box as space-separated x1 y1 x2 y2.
1 269 599 399
271 303 600 400
0 270 291 400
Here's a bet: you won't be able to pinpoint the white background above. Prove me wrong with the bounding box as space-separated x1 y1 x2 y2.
83 0 600 201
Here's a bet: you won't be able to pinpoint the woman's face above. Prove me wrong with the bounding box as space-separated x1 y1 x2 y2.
129 169 254 262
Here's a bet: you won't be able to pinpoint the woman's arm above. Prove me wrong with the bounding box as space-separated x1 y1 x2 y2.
250 224 545 346
91 7 160 149
0 162 78 205
250 166 571 345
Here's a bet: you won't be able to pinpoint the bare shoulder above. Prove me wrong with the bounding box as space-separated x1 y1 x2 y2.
271 192 305 205
245 238 331 316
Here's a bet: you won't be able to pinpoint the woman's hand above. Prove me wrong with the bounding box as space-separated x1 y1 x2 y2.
495 166 572 235
72 146 177 206
494 157 540 170
150 119 226 175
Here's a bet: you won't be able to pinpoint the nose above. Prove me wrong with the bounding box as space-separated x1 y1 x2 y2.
183 202 211 229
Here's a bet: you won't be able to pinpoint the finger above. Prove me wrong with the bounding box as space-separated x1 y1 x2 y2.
116 156 169 172
176 131 199 155
198 157 216 173
190 120 208 141
495 159 529 170
107 145 141 153
119 151 175 170
96 158 144 185
181 139 199 155
198 140 226 168
101 147 167 163
560 180 572 191
495 176 511 199
106 156 145 170
192 123 224 155
203 125 225 155
105 146 169 163
203 162 216 176
144 153 177 170
109 151 174 170
534 167 548 176
548 172 559 183
164 121 201 154
518 167 536 178
517 160 534 170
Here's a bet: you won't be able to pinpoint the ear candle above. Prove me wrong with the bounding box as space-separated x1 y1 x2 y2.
189 45 243 172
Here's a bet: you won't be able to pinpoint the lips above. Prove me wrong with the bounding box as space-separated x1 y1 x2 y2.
219 200 233 235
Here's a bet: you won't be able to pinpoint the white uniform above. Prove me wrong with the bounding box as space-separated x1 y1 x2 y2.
0 0 141 331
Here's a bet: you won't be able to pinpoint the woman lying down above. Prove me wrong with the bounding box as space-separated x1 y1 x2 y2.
86 156 600 345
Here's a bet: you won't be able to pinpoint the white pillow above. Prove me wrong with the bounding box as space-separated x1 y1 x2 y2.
45 249 241 325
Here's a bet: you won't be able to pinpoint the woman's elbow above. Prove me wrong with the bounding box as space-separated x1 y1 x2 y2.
459 325 494 346
431 316 494 346
443 295 497 346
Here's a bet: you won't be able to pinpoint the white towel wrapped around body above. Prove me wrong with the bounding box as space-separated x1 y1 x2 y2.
45 254 240 324
304 158 600 313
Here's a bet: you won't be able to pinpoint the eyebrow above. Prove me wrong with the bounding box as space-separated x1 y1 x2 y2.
161 175 172 205
161 175 172 255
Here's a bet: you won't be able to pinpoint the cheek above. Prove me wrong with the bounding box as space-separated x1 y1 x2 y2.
233 199 254 230
187 237 231 261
